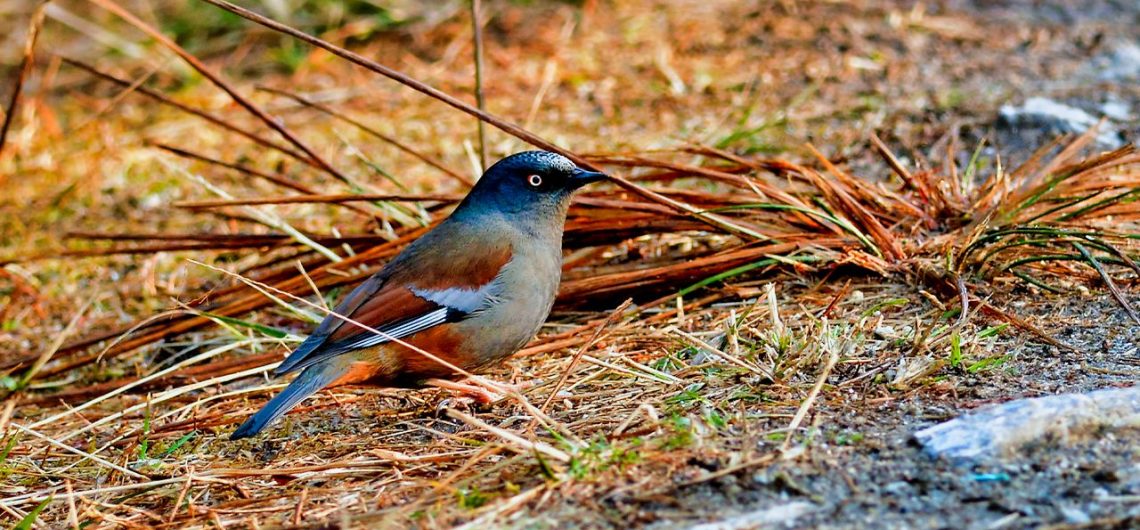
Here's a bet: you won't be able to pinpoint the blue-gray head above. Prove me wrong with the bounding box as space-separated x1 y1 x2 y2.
455 151 607 219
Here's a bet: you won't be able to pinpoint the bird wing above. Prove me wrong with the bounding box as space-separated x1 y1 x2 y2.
275 237 513 376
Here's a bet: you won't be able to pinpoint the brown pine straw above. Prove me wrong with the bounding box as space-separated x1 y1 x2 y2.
255 86 474 187
780 322 842 452
148 143 326 196
0 2 48 158
87 0 357 187
149 142 378 219
195 0 768 242
16 126 1130 375
540 299 634 412
61 57 315 169
175 193 463 209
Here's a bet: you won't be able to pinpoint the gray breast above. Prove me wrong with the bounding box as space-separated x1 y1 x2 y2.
457 230 562 368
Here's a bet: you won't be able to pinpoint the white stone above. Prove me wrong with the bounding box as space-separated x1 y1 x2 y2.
914 385 1140 462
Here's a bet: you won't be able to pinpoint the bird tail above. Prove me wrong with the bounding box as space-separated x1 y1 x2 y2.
230 363 345 440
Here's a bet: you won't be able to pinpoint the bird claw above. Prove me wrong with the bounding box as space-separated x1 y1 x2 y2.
425 377 539 412
435 396 466 416
493 379 541 395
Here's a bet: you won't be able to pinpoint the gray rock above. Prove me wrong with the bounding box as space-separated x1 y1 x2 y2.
1100 96 1131 121
1096 40 1140 82
1059 505 1091 525
998 97 1124 148
914 385 1140 462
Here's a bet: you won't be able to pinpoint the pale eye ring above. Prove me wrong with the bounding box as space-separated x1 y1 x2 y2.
527 174 543 187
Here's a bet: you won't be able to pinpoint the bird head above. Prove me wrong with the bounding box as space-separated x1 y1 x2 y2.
456 151 607 219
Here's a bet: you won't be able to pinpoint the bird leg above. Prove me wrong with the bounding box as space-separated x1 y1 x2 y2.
425 378 502 404
425 378 538 415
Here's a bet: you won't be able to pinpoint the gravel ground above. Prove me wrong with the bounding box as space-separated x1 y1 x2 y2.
670 296 1140 530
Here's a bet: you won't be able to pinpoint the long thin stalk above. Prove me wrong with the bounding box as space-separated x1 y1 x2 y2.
62 57 313 167
257 86 473 186
176 193 461 209
0 3 47 157
471 0 488 170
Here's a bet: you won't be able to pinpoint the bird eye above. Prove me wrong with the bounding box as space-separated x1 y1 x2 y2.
527 174 543 187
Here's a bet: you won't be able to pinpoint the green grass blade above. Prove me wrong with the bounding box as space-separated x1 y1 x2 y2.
1020 191 1103 224
949 333 962 368
199 312 290 338
708 203 879 255
0 433 20 474
861 298 908 317
966 355 1009 373
1011 270 1064 293
677 255 820 297
962 138 987 187
1072 242 1140 324
999 254 1083 271
1005 167 1086 220
158 431 197 458
977 323 1009 339
1057 187 1140 221
12 495 53 530
1084 236 1140 277
960 227 1106 262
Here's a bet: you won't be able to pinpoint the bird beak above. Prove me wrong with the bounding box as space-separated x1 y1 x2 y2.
570 167 608 187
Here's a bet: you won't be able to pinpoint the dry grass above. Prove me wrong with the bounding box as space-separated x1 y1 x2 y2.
1 1 1138 528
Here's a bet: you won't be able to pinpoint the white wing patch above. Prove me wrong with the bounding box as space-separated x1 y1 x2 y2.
347 308 450 349
411 285 493 313
344 285 495 350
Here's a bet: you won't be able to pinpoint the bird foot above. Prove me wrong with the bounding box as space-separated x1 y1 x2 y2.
424 377 538 407
435 395 481 417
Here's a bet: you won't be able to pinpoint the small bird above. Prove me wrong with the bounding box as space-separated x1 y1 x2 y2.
230 151 606 439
